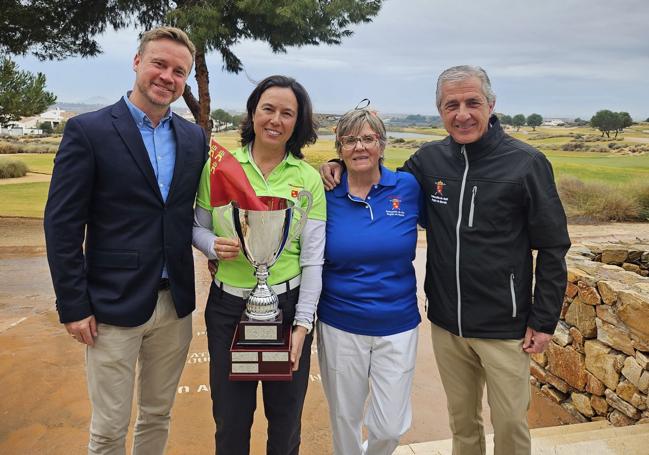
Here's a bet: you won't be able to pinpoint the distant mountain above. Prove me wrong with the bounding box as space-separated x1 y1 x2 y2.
54 102 109 114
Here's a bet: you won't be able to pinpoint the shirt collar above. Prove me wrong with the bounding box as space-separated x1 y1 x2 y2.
332 165 396 198
240 142 298 166
123 93 173 128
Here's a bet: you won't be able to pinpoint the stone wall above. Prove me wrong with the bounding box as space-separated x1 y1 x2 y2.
531 243 649 426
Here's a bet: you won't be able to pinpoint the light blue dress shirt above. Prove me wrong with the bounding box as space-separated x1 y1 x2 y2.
123 94 176 278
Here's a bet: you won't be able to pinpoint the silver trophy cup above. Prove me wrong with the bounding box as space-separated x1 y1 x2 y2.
220 191 313 320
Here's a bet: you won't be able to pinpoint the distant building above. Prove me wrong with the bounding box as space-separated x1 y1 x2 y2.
542 119 566 127
3 108 76 135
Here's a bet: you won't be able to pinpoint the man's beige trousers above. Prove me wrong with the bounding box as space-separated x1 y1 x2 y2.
431 323 531 455
86 290 192 455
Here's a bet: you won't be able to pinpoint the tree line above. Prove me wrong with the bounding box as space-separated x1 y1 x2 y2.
498 113 543 131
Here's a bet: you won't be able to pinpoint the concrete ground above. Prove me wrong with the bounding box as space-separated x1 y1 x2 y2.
3 218 649 454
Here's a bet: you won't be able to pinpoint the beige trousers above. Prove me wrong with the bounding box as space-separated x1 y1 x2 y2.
86 290 192 455
431 323 531 455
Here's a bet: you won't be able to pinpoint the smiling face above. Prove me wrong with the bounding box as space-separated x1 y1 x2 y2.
130 38 193 117
251 86 298 153
439 76 495 144
339 122 383 175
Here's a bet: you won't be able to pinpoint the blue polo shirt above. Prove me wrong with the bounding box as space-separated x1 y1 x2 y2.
318 166 422 336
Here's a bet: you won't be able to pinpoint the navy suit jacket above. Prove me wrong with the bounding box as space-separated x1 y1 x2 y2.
45 99 207 326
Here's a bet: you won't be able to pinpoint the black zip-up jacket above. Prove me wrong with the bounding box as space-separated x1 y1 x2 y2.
401 116 570 339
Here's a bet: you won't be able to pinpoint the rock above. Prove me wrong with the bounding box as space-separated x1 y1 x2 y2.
597 280 627 305
546 342 588 391
628 249 644 262
571 392 594 417
617 380 638 402
637 351 649 369
553 321 572 347
638 417 649 425
585 340 622 389
565 298 597 338
606 389 640 419
623 263 641 273
609 409 636 426
640 371 649 394
632 334 649 353
586 371 606 396
570 327 585 353
565 282 579 299
596 304 622 326
541 385 566 403
530 361 547 382
584 243 603 254
577 281 602 305
596 319 635 355
632 393 647 411
622 356 644 389
546 370 570 394
601 248 628 264
560 298 570 319
530 376 538 387
642 251 649 264
591 395 609 415
560 402 589 423
567 267 596 286
618 291 649 339
605 389 640 420
530 352 547 367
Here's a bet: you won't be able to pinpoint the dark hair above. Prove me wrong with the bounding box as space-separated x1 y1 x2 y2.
240 75 318 159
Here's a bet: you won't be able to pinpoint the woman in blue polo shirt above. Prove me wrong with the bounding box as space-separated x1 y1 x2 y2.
317 108 422 455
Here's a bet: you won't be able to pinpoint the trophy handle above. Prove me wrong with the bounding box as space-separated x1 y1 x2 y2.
288 190 313 242
214 203 237 239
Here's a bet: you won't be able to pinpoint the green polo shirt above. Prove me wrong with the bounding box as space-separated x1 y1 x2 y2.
196 145 326 288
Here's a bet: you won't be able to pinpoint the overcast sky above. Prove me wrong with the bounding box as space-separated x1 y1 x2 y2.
13 0 649 119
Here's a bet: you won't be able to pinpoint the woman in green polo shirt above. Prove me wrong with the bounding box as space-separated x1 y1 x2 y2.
192 75 326 455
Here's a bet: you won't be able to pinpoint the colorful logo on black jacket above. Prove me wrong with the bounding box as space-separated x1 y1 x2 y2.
431 179 449 205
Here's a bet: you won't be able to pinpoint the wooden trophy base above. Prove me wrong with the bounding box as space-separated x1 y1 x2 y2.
229 323 292 381
236 309 284 345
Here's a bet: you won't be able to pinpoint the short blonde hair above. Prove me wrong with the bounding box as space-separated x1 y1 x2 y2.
138 26 196 61
335 108 387 154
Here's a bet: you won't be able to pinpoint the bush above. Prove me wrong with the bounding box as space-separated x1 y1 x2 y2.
628 182 649 220
562 142 585 151
0 158 28 178
0 139 57 154
558 177 641 222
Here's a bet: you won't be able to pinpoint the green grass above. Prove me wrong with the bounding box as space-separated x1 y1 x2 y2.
4 153 56 174
2 128 649 219
0 182 49 218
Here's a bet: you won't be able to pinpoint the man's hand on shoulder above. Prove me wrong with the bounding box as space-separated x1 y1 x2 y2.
65 315 98 347
522 326 553 354
319 161 342 191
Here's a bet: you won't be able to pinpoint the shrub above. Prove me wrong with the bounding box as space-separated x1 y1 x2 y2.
0 139 57 154
628 182 649 220
0 158 28 178
558 177 641 222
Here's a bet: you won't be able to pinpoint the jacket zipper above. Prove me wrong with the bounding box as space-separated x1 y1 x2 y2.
468 186 477 227
456 146 469 337
510 272 517 317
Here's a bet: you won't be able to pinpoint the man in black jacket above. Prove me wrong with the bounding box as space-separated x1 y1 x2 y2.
321 66 570 455
44 27 207 454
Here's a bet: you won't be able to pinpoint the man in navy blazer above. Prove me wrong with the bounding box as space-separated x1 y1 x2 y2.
44 27 207 455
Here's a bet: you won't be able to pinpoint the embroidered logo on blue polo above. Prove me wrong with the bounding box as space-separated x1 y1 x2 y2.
386 196 405 217
431 180 448 205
